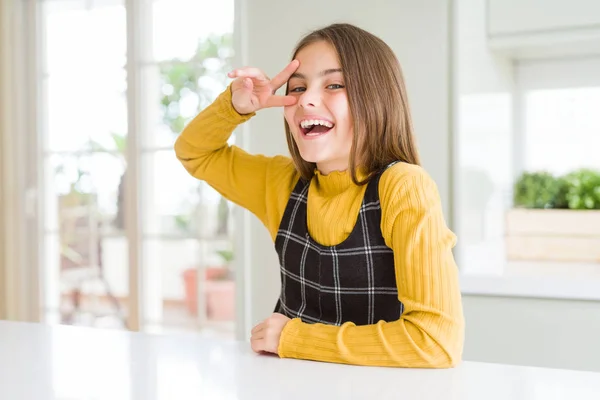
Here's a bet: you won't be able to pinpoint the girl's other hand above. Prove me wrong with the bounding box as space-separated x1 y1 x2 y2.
250 312 291 355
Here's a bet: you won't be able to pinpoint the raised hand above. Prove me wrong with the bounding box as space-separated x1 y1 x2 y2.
228 60 300 115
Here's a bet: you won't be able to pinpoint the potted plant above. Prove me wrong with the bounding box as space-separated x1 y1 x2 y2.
204 249 235 321
506 169 600 262
182 248 235 321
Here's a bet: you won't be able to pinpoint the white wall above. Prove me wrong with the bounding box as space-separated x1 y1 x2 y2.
486 0 600 60
234 0 452 338
463 296 600 372
487 0 600 35
456 0 600 372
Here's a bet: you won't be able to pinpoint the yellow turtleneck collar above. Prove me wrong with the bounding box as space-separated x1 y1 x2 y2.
312 167 370 198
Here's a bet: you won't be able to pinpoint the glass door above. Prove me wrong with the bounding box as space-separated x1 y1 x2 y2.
40 0 130 329
37 0 236 337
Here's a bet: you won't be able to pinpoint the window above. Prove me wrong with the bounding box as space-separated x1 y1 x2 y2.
33 0 237 335
455 54 600 299
518 59 600 175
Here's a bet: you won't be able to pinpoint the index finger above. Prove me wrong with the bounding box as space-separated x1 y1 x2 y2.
228 67 269 81
270 60 300 90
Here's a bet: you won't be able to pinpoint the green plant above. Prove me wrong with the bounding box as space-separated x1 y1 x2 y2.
216 249 234 263
160 33 233 134
174 214 193 233
513 171 568 209
210 249 234 280
563 168 600 210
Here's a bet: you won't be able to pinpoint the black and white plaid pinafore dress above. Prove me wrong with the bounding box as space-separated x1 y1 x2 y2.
273 164 404 326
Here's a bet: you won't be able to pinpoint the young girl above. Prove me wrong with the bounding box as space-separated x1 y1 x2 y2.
174 23 464 368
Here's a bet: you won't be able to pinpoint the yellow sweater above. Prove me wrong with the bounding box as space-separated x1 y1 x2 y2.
174 86 465 368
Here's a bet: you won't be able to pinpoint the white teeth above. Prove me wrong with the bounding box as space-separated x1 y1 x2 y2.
300 119 334 129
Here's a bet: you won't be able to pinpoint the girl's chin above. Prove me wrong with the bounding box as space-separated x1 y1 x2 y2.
297 150 322 164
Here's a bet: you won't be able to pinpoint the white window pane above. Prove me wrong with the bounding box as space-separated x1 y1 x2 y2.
42 0 127 152
151 0 234 62
44 71 127 152
456 93 513 275
43 1 126 75
44 153 126 232
141 150 232 237
524 87 600 175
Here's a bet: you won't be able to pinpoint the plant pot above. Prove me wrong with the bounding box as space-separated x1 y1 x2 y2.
182 268 235 320
182 268 199 315
505 209 600 262
205 280 235 321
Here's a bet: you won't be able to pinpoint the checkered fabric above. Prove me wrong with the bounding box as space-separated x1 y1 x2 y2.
273 164 404 326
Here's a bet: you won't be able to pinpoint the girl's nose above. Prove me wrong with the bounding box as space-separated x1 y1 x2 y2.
299 88 321 108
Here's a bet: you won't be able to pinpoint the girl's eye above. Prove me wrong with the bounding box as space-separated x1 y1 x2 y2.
289 84 344 93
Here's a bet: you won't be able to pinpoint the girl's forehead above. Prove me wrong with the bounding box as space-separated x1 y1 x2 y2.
296 41 339 62
294 44 342 77
289 67 343 82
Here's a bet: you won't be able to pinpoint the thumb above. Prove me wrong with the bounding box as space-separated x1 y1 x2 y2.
242 77 253 91
231 77 253 94
231 78 255 111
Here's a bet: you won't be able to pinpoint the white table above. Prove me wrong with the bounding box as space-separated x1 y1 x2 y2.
0 321 599 400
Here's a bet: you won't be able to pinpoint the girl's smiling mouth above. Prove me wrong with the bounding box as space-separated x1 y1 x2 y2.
299 118 335 137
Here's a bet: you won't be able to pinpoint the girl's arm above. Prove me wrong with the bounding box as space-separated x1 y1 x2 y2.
277 164 464 368
174 85 298 237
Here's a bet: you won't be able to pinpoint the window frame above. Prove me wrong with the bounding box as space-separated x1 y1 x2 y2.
457 56 600 301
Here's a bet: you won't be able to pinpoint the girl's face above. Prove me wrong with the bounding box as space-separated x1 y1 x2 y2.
284 41 353 175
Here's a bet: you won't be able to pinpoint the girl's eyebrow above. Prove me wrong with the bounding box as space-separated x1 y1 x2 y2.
289 68 343 80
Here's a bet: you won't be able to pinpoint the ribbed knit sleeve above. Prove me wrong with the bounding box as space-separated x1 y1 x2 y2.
173 86 298 236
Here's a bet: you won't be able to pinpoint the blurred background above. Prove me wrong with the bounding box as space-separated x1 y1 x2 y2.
1 0 238 338
1 0 599 374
